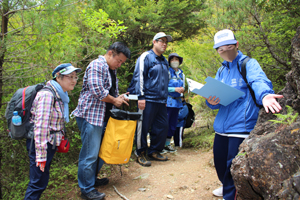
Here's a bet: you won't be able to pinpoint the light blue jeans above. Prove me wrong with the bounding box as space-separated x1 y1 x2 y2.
76 117 105 194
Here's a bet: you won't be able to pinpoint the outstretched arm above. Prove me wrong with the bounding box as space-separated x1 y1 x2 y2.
262 94 284 113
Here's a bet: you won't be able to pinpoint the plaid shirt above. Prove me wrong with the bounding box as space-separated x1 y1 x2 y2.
71 55 119 126
31 81 64 162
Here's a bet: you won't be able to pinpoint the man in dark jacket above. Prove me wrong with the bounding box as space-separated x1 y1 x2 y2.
128 32 172 167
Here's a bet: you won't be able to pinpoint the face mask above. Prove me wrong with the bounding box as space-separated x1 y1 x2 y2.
170 61 180 69
219 49 237 62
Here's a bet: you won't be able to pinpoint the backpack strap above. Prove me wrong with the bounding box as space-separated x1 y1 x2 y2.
22 86 29 116
237 57 262 108
41 86 66 149
41 86 61 107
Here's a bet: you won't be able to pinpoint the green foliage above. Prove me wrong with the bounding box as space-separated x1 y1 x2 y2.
199 0 299 92
81 8 127 38
237 152 247 157
269 105 299 125
168 30 220 83
182 126 215 149
0 0 298 198
93 0 207 86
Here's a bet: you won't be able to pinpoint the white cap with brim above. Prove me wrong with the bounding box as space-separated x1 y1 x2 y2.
213 29 237 49
153 32 173 42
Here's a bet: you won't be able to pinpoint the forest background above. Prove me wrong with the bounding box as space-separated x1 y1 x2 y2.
0 0 299 199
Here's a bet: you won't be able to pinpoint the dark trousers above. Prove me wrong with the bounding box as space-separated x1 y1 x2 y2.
213 134 245 200
25 139 57 200
136 102 168 155
167 107 180 138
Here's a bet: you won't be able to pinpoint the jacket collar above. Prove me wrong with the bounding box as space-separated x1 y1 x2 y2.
150 49 166 60
169 66 183 74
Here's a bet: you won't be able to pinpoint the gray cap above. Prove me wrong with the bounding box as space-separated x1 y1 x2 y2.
153 32 173 42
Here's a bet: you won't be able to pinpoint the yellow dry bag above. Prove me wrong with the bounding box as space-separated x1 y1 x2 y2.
99 109 141 164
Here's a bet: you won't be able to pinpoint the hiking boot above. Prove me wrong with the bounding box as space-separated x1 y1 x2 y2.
148 152 168 161
81 189 105 200
137 151 151 167
94 178 109 187
164 144 177 153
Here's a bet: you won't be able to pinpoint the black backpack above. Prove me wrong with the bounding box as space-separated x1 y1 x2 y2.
5 83 59 139
237 57 263 108
184 102 195 128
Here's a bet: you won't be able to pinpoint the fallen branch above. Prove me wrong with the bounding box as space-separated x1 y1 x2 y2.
113 185 129 200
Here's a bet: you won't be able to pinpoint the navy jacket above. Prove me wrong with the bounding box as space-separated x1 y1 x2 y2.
127 49 169 103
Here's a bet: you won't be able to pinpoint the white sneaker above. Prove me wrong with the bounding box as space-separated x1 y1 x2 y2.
212 186 223 197
164 144 177 153
160 149 168 154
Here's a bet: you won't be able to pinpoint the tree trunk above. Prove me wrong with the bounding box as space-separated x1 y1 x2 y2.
0 0 9 108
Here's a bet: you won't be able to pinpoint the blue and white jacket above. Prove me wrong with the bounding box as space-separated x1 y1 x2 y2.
206 51 274 138
127 49 169 103
167 67 185 108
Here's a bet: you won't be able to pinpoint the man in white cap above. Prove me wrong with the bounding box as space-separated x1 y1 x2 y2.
127 32 172 167
206 29 283 200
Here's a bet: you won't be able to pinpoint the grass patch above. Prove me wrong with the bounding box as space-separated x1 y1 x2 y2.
182 126 215 150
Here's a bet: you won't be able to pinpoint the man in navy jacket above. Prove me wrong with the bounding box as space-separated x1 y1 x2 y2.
128 32 172 167
206 29 283 200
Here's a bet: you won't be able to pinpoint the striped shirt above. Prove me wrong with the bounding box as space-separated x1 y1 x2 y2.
31 81 64 162
71 55 118 126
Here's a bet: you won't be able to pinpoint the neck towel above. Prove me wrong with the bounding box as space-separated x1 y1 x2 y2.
50 80 70 123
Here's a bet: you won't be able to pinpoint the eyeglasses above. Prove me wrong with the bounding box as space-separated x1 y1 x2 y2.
156 39 168 44
64 75 78 81
217 44 235 53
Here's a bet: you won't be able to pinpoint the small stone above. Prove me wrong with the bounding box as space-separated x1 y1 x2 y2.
179 186 188 190
133 173 149 180
138 188 146 192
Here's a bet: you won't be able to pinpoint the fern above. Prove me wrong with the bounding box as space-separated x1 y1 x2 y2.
269 105 299 125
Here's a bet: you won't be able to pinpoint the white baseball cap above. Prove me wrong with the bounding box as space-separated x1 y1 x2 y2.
213 29 237 49
153 32 173 42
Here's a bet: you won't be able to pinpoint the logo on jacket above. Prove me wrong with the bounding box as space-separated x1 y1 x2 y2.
239 78 243 86
231 78 237 87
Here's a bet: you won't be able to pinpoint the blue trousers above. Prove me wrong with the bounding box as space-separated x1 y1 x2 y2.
76 117 105 194
167 107 180 138
136 102 168 155
213 133 245 200
25 139 57 200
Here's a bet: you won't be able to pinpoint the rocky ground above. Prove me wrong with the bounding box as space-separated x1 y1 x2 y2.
68 148 222 200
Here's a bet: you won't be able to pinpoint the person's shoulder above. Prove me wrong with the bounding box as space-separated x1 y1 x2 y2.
141 51 151 58
36 87 55 102
92 56 106 64
239 55 260 68
88 56 108 70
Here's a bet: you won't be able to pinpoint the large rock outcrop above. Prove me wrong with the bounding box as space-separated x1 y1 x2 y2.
231 26 300 199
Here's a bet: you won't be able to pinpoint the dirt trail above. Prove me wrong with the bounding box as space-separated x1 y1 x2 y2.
73 149 223 200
